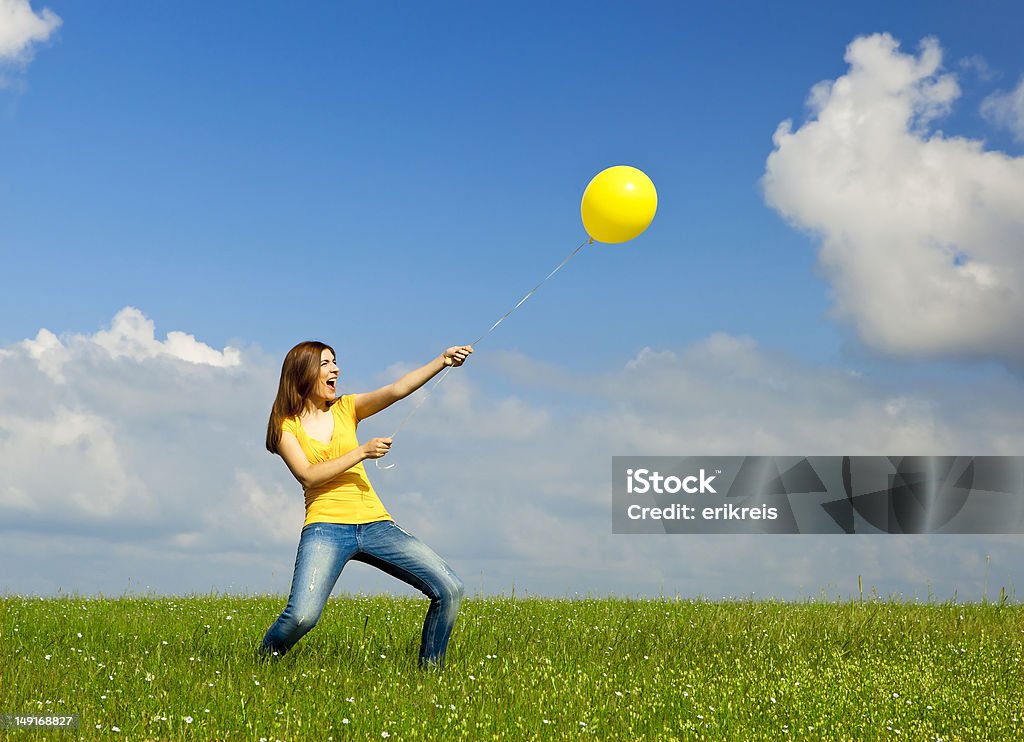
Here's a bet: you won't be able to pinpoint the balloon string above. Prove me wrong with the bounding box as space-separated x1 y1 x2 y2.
375 237 591 468
467 237 591 347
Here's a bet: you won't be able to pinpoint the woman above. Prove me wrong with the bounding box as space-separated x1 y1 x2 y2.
259 340 472 668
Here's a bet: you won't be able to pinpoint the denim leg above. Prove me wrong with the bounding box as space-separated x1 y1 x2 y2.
354 520 464 668
259 523 356 657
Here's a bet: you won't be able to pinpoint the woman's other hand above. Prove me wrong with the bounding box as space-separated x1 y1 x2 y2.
442 345 473 367
361 437 393 459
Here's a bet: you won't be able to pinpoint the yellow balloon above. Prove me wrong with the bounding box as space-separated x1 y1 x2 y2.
580 165 657 244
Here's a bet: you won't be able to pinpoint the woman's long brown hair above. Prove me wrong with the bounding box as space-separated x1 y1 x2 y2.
266 341 336 453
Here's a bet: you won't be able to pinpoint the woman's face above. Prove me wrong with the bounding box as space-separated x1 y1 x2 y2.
314 348 339 403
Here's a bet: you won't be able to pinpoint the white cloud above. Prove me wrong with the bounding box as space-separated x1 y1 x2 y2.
0 405 155 519
92 307 241 367
958 54 996 83
981 76 1024 142
20 307 241 384
1 308 1023 600
0 308 267 551
199 470 302 548
763 33 1024 367
0 0 60 82
19 328 68 382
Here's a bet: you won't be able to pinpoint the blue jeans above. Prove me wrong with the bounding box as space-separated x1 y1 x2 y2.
259 520 464 668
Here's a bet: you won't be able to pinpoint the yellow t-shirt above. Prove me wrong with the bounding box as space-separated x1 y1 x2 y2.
282 394 392 527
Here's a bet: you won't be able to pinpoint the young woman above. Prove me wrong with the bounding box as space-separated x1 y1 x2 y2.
259 340 472 668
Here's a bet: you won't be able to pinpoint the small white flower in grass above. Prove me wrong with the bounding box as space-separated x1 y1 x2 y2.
45 654 51 660
342 719 350 725
543 720 551 724
615 691 623 697
892 693 899 698
226 615 232 621
185 716 194 724
162 641 168 645
770 697 776 704
112 727 120 732
469 674 475 681
382 733 390 739
77 632 83 638
347 697 355 703
254 680 260 686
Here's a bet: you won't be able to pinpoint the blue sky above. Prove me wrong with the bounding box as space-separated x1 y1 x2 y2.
6 1 1019 368
3 1 1024 600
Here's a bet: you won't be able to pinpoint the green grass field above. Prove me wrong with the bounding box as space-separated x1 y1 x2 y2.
2 593 1022 741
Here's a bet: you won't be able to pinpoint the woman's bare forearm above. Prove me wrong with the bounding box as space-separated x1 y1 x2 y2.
299 437 392 490
391 354 447 399
354 346 473 421
302 446 368 489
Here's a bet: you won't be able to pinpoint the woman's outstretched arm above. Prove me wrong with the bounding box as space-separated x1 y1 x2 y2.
353 345 472 421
